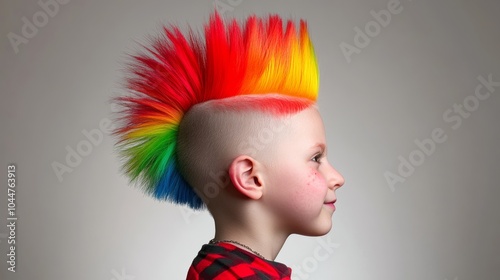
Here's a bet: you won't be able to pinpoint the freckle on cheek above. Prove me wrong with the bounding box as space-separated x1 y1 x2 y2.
311 170 328 189
306 171 319 187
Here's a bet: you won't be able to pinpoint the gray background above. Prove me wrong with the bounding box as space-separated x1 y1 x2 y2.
1 0 499 279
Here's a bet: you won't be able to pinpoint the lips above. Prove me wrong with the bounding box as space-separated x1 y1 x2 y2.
324 199 336 210
324 199 336 205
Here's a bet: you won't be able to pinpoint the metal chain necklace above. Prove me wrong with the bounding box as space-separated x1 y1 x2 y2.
209 239 268 261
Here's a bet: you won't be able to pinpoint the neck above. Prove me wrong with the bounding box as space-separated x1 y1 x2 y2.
212 209 289 261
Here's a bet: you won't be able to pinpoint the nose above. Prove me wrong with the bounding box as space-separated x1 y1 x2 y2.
326 164 345 191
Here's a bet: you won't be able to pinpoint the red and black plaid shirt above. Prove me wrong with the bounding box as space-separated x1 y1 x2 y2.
187 242 292 280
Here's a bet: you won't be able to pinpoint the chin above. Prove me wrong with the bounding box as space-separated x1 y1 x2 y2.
297 219 332 237
317 222 333 236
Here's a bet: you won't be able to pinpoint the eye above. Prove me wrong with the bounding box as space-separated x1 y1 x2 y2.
312 153 323 163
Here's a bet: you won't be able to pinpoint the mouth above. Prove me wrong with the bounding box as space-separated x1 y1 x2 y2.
324 199 336 210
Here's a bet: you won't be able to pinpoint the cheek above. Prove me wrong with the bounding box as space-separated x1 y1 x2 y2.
270 166 326 207
306 170 327 190
288 169 327 207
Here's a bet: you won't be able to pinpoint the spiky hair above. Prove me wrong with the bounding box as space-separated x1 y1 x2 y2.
113 12 319 209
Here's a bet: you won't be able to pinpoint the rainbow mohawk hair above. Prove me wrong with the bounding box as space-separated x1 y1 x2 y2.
114 12 319 209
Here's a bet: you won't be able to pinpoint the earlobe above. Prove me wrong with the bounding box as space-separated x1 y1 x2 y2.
228 155 264 200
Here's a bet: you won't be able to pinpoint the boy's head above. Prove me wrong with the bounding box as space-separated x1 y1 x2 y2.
113 12 344 235
177 96 344 235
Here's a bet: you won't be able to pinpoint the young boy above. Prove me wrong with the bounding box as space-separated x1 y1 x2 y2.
113 11 345 279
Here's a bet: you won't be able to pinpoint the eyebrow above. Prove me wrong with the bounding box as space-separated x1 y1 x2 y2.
310 143 327 153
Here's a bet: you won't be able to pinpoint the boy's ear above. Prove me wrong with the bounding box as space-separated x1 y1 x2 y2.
228 155 264 200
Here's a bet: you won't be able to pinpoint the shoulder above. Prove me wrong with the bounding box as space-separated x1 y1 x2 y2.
187 243 291 280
